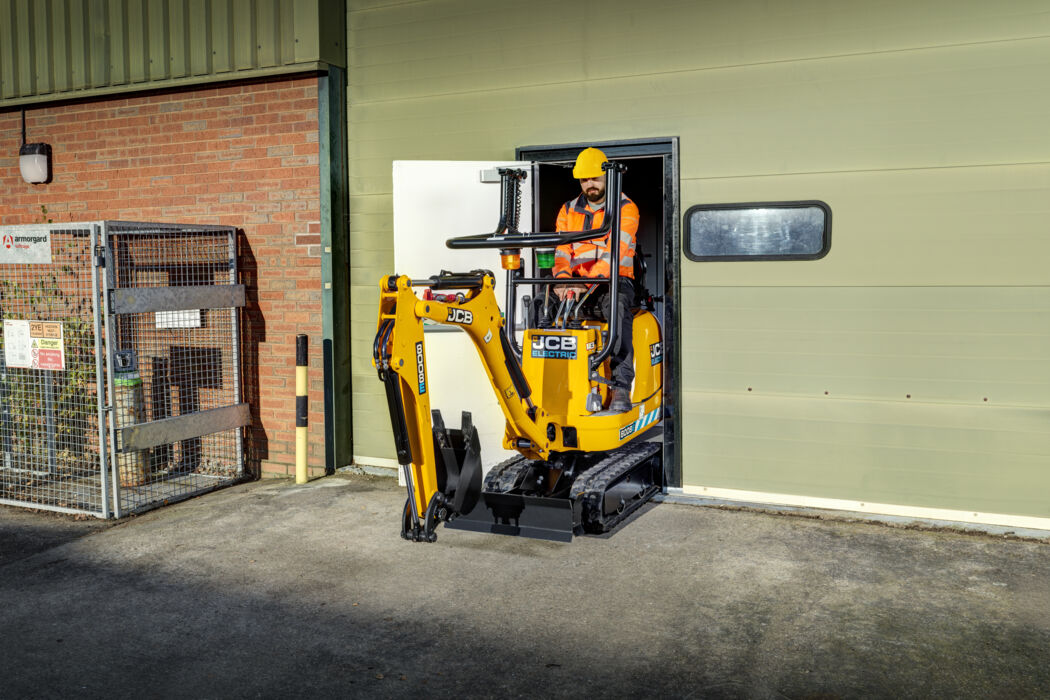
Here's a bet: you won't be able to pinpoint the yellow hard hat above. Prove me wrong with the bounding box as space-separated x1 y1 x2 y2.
572 147 608 179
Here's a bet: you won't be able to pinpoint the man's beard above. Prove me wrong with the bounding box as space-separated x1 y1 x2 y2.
585 189 604 203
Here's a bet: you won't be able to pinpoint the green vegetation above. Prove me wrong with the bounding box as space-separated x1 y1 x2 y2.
0 238 97 487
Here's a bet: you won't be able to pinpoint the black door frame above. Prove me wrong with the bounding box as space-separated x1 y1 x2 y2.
516 137 682 489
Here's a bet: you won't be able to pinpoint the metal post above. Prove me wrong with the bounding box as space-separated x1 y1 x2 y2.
228 229 244 477
296 334 308 484
0 354 10 473
101 223 122 518
91 225 111 518
43 370 56 473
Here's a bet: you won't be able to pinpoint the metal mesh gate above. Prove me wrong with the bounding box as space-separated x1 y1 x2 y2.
0 222 247 517
0 225 107 514
102 222 246 516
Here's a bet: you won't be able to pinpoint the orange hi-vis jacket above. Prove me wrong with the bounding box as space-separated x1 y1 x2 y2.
553 193 639 280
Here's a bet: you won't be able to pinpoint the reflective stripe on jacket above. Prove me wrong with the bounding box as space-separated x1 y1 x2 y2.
552 193 638 279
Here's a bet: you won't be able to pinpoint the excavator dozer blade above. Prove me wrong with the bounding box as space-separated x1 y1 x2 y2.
445 492 576 543
446 440 661 542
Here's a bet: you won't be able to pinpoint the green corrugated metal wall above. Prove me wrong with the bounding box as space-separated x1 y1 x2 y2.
0 0 345 104
347 0 1050 519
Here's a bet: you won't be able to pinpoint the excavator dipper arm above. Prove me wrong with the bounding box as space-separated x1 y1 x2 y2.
373 272 546 541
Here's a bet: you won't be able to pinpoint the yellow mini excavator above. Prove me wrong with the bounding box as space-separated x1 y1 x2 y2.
373 163 663 542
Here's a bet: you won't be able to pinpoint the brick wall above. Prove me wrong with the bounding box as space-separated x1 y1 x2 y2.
0 75 327 478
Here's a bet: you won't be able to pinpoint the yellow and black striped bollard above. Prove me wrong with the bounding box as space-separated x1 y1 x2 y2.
295 334 308 484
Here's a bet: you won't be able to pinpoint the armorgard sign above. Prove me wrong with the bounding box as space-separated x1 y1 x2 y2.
0 225 52 264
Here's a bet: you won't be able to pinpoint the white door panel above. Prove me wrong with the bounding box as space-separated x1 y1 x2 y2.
392 160 533 475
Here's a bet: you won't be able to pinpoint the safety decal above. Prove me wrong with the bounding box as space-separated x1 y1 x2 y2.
650 342 663 366
531 335 577 360
446 308 473 325
618 405 661 441
415 341 426 394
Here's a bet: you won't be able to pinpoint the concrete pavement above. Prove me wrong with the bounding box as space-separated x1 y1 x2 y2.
1 473 1048 699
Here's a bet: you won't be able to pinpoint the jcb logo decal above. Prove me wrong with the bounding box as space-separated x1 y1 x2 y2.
650 342 663 366
531 335 577 360
446 308 473 325
415 342 426 394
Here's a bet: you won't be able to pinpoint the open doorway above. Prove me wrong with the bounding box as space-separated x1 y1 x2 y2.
517 138 681 489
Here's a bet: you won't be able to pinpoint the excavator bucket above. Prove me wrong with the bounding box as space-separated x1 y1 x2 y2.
431 410 482 517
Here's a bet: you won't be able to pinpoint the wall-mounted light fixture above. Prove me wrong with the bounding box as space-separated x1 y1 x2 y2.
19 109 51 185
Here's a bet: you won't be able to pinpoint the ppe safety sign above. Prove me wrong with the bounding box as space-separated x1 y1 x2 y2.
3 319 65 370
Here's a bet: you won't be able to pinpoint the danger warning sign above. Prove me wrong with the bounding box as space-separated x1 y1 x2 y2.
3 319 65 370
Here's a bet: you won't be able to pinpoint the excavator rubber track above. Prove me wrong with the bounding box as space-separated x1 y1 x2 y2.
482 454 533 493
446 440 662 541
570 441 661 534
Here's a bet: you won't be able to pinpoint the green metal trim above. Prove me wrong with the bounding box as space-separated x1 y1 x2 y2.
318 65 352 473
0 62 327 109
0 0 345 103
316 0 347 68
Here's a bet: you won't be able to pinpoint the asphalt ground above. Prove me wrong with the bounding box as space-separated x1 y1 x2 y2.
1 472 1048 699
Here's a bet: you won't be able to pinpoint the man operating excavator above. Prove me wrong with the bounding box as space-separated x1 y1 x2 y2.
552 147 640 413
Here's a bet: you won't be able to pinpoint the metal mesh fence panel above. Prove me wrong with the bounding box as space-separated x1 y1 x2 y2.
0 226 106 515
0 222 246 518
103 222 244 516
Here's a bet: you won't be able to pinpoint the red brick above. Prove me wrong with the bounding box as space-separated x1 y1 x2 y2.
0 77 322 473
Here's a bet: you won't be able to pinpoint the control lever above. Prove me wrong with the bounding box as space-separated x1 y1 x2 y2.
571 283 597 320
555 290 576 328
553 295 569 329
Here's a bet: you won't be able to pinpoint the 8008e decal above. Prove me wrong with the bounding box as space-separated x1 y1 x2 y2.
415 341 426 394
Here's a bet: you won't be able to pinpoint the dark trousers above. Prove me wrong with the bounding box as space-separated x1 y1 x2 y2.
597 279 634 390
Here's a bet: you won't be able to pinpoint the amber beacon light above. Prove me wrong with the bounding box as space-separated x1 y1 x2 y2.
499 248 522 270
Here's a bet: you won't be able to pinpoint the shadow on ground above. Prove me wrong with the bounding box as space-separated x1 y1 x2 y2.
1 473 1048 699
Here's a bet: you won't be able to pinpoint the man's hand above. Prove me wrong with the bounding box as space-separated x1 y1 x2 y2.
554 283 588 301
